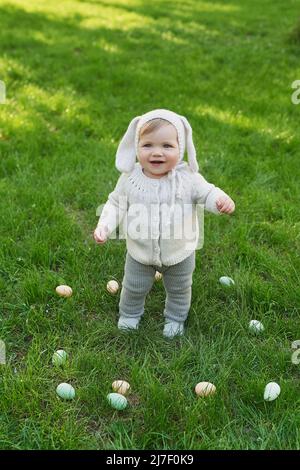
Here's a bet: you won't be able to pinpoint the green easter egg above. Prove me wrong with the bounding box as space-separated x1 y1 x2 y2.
52 349 67 366
219 276 235 287
107 392 128 410
56 382 75 400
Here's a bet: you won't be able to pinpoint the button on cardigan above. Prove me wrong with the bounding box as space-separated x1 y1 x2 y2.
98 162 228 267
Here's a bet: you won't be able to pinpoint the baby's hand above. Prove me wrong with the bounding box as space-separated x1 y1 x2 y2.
93 225 109 244
216 196 235 215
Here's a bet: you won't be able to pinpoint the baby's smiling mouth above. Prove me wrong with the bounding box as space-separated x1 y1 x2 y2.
150 160 165 165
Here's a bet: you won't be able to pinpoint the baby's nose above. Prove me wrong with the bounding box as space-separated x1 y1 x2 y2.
152 147 163 155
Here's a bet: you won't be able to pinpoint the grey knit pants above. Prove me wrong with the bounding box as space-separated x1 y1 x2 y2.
119 251 196 323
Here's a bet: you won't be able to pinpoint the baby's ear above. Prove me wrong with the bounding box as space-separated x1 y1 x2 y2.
116 116 141 173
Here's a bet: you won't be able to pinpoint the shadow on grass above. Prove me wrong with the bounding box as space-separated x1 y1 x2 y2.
0 1 298 182
1 1 299 318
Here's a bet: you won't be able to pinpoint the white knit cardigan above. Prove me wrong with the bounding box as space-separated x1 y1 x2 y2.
98 162 228 267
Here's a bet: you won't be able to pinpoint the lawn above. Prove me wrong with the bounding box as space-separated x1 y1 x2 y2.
0 0 300 450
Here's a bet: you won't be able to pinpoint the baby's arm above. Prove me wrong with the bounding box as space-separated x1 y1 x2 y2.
94 173 128 244
192 173 235 215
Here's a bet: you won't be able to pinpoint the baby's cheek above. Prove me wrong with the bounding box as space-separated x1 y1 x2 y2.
142 152 150 160
137 153 146 164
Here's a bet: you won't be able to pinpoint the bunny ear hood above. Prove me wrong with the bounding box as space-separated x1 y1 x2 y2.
115 116 141 173
115 109 199 174
179 114 199 173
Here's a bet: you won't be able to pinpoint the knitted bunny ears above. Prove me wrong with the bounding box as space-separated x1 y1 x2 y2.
115 109 199 174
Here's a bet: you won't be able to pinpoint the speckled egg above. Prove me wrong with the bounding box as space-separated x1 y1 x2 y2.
264 382 280 401
56 285 73 298
107 280 119 294
56 383 75 400
107 392 128 410
219 276 235 287
291 340 300 350
195 382 216 397
112 380 130 396
249 320 264 333
52 349 67 366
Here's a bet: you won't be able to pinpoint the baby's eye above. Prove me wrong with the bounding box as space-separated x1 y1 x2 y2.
164 144 172 148
143 144 152 147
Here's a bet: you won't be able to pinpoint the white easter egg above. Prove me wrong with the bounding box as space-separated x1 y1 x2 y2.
107 392 128 410
155 271 162 281
291 340 300 365
52 349 67 366
249 320 264 333
112 380 130 396
264 382 280 401
107 280 119 294
195 381 216 397
219 276 235 287
291 339 300 350
56 285 73 298
56 382 75 400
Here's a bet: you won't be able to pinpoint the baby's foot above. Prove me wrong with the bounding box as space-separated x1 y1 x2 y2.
118 316 140 331
163 320 184 338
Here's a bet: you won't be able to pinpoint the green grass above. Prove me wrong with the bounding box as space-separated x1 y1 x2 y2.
1 0 300 450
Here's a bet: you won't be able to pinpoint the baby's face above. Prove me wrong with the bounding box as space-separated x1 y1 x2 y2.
137 124 180 178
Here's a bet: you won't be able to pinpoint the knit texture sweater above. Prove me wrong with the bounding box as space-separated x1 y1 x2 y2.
98 162 228 267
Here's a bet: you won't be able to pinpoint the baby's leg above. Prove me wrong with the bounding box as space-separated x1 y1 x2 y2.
118 252 156 329
162 252 196 334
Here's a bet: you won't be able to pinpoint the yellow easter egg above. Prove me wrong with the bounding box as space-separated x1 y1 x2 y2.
155 271 162 281
56 285 73 298
112 380 130 396
107 280 119 294
195 381 216 397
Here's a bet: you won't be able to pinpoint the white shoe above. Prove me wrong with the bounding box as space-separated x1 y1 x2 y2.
118 316 140 331
163 320 184 338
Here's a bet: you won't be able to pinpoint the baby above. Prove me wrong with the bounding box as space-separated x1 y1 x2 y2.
94 109 235 338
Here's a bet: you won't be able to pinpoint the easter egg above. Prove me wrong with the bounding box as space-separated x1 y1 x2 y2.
107 280 119 294
264 382 280 401
56 285 73 298
195 382 216 397
249 320 264 333
291 349 300 365
112 380 130 396
56 383 75 400
219 276 235 287
291 340 300 350
52 349 67 366
107 392 128 410
155 271 162 281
